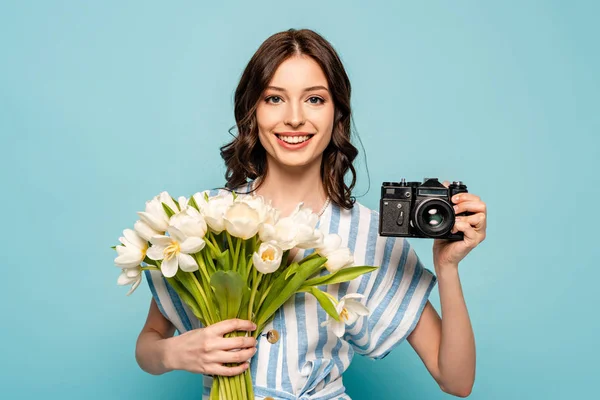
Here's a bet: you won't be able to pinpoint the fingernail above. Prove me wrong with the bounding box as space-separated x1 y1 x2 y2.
453 205 459 212
453 195 460 202
252 323 257 330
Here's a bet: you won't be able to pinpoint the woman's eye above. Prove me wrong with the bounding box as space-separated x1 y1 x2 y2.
308 96 324 104
266 96 282 104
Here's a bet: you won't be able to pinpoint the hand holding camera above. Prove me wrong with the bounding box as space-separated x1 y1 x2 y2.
379 177 487 268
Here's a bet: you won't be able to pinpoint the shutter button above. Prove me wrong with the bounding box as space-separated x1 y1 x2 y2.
266 329 280 344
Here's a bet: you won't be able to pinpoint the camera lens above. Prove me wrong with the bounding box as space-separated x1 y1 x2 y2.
413 198 455 238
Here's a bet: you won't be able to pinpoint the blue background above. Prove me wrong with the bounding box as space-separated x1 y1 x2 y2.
1 1 597 399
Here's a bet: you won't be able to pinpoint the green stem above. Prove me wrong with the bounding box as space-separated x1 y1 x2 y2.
140 266 160 272
248 270 262 322
189 273 217 324
223 376 233 400
245 368 254 400
204 237 220 259
193 253 211 283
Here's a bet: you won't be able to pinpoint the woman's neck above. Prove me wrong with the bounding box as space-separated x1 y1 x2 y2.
253 161 328 218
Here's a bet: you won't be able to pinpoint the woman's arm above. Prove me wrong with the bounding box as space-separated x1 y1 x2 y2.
135 298 177 375
407 267 475 397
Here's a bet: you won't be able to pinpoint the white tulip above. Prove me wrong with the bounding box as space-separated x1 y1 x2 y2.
201 192 234 233
252 242 283 274
170 206 208 238
134 220 160 242
191 192 209 212
321 293 370 338
259 203 322 250
223 201 261 239
137 191 179 232
177 196 189 211
114 229 148 269
317 233 354 273
146 226 204 278
259 217 296 250
236 194 278 225
117 266 142 296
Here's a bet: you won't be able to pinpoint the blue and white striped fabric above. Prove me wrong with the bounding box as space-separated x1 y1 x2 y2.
144 184 437 399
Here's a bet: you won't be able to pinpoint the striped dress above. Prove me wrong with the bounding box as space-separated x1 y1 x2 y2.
144 185 437 399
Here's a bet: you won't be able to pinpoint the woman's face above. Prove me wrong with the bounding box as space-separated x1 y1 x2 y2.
256 55 335 171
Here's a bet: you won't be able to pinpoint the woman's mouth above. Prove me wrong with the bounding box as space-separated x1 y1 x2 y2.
274 133 315 149
275 134 314 144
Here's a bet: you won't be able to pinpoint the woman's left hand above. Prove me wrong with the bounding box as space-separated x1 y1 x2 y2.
432 181 487 270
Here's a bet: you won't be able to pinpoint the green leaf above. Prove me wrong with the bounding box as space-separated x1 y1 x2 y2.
171 197 180 211
111 245 117 250
308 287 340 321
215 249 231 270
162 202 176 218
165 277 206 325
238 285 252 320
210 270 245 320
256 257 327 328
189 195 200 211
284 262 300 280
301 266 378 288
204 192 209 202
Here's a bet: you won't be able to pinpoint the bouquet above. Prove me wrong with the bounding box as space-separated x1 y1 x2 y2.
113 190 377 399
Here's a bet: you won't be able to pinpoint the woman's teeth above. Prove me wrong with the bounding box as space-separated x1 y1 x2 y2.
277 135 311 144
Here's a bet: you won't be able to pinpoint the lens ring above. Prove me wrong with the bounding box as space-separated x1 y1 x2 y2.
412 198 455 238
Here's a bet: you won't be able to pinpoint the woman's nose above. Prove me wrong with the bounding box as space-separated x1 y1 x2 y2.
284 103 306 128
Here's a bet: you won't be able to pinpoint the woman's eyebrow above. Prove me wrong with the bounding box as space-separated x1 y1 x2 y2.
266 85 329 93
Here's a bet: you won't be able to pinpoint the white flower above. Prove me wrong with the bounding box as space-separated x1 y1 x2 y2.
236 194 279 225
201 192 234 233
114 229 148 269
176 196 189 211
321 293 370 338
258 203 322 250
252 242 283 274
170 206 208 238
191 191 209 212
223 201 261 239
316 233 354 273
133 220 160 242
146 226 204 278
137 191 179 232
117 266 142 296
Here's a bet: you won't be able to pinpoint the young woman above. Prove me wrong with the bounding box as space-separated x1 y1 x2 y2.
135 29 486 399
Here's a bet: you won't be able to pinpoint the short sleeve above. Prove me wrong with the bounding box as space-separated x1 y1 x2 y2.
345 235 437 360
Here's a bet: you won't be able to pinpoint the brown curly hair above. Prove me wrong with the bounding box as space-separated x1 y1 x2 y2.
220 28 358 209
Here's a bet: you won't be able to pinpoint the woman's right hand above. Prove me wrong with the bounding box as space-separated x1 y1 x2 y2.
162 319 258 376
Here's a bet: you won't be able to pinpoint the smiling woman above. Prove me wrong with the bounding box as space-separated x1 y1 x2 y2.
135 28 479 399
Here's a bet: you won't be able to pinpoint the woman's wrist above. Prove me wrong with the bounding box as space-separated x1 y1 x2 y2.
158 337 176 373
434 262 459 278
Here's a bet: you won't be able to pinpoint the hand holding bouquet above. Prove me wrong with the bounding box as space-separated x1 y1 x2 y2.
113 190 377 399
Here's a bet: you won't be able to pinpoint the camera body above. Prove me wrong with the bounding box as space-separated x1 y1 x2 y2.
379 178 471 240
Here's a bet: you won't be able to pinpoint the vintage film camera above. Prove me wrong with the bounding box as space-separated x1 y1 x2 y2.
379 178 471 240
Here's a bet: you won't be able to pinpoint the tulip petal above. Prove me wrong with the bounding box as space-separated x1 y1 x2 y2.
346 300 370 316
138 211 168 232
146 245 165 260
126 277 142 296
161 256 178 278
180 237 205 254
117 271 135 285
123 229 146 250
178 253 198 272
134 220 160 241
331 320 346 338
115 254 142 269
149 235 172 247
